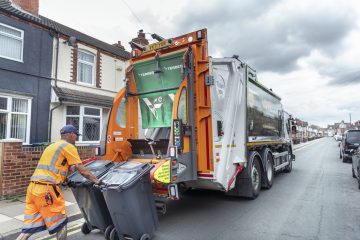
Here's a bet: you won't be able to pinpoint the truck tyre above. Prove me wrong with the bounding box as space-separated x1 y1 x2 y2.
284 151 292 173
81 223 91 235
250 158 262 199
262 152 274 189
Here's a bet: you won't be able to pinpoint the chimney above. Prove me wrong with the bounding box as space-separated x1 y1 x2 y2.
11 0 39 16
112 41 125 51
131 29 149 48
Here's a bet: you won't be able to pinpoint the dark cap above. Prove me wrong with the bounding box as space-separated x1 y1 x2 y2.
60 125 81 136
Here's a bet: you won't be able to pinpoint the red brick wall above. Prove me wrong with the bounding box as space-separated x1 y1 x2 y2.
12 0 39 15
70 44 78 83
0 141 96 197
96 50 102 88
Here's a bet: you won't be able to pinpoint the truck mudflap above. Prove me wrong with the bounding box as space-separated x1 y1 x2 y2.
225 166 254 198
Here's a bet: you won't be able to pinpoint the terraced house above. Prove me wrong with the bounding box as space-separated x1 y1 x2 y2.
0 0 129 145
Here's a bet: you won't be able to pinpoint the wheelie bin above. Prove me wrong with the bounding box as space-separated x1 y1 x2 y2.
100 161 158 240
68 160 115 239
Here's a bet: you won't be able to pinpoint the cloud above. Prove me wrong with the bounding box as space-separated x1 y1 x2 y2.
328 70 360 86
169 0 358 73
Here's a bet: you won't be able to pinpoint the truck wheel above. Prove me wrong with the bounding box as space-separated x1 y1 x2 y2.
284 151 293 173
81 223 91 235
263 152 274 189
140 233 151 240
250 158 261 199
105 225 114 240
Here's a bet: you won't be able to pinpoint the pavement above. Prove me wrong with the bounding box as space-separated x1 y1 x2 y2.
0 138 324 240
0 187 82 240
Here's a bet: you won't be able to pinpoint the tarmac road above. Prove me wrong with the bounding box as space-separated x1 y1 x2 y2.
35 137 360 240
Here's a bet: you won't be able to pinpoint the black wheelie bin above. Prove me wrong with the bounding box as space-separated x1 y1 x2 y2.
100 161 158 240
67 160 115 239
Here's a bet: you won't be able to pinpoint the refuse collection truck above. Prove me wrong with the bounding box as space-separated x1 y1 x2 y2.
99 28 295 205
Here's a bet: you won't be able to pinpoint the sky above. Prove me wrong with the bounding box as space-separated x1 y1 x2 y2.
39 0 360 128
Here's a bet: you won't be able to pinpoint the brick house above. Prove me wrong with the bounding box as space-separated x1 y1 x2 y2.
0 0 130 146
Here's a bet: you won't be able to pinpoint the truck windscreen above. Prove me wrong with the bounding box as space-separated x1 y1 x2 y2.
133 50 185 128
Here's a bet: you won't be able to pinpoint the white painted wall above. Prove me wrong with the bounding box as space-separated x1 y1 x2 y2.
50 104 111 144
50 37 128 145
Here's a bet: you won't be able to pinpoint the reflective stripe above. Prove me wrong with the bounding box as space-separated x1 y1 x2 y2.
60 170 67 177
32 142 69 182
30 175 57 183
44 214 65 223
48 217 67 231
36 164 60 174
49 142 69 170
22 221 45 228
24 213 41 220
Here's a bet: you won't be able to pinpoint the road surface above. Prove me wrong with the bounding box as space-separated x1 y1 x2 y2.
35 138 360 240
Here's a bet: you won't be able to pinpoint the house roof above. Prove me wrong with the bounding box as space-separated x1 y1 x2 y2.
0 0 130 60
53 87 114 108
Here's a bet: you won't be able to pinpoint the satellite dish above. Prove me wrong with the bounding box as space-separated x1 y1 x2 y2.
67 36 77 46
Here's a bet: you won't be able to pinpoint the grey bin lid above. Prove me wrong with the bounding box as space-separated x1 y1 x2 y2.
100 161 153 189
68 160 113 184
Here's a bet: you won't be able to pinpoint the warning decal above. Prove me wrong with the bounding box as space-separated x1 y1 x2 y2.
154 160 171 183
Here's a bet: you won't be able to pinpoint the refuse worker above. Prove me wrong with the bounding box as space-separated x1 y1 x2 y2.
17 125 103 240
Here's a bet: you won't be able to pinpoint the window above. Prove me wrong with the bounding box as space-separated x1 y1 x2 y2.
77 50 95 85
66 105 102 142
115 98 126 128
177 88 187 124
0 95 31 143
0 23 24 62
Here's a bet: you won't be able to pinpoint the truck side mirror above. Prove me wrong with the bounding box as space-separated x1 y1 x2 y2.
291 126 297 135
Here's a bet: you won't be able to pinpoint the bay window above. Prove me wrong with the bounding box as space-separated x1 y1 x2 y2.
66 105 101 142
0 95 31 143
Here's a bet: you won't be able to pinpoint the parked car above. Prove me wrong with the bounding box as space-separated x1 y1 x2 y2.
334 134 343 141
352 148 360 189
340 130 360 163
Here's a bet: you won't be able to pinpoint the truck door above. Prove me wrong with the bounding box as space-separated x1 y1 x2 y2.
101 89 137 162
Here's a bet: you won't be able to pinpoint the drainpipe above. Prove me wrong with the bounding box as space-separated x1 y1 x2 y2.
47 31 61 142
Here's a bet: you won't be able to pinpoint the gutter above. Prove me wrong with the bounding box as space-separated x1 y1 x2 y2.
47 31 60 142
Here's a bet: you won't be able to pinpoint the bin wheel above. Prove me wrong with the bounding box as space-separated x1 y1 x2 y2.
105 225 114 240
81 223 91 235
140 233 151 240
110 228 122 240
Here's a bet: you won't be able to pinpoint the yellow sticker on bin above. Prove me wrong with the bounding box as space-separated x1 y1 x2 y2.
154 160 171 183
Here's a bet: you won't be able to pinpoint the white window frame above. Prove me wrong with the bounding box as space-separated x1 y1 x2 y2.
65 105 102 143
0 94 31 144
77 49 96 86
0 23 24 62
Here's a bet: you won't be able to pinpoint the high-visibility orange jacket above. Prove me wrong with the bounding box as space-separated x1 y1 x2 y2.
31 140 82 184
21 140 82 234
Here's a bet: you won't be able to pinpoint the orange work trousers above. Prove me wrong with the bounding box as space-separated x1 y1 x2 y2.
21 182 68 234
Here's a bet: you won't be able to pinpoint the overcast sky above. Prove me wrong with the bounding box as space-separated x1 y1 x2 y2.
39 0 360 128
